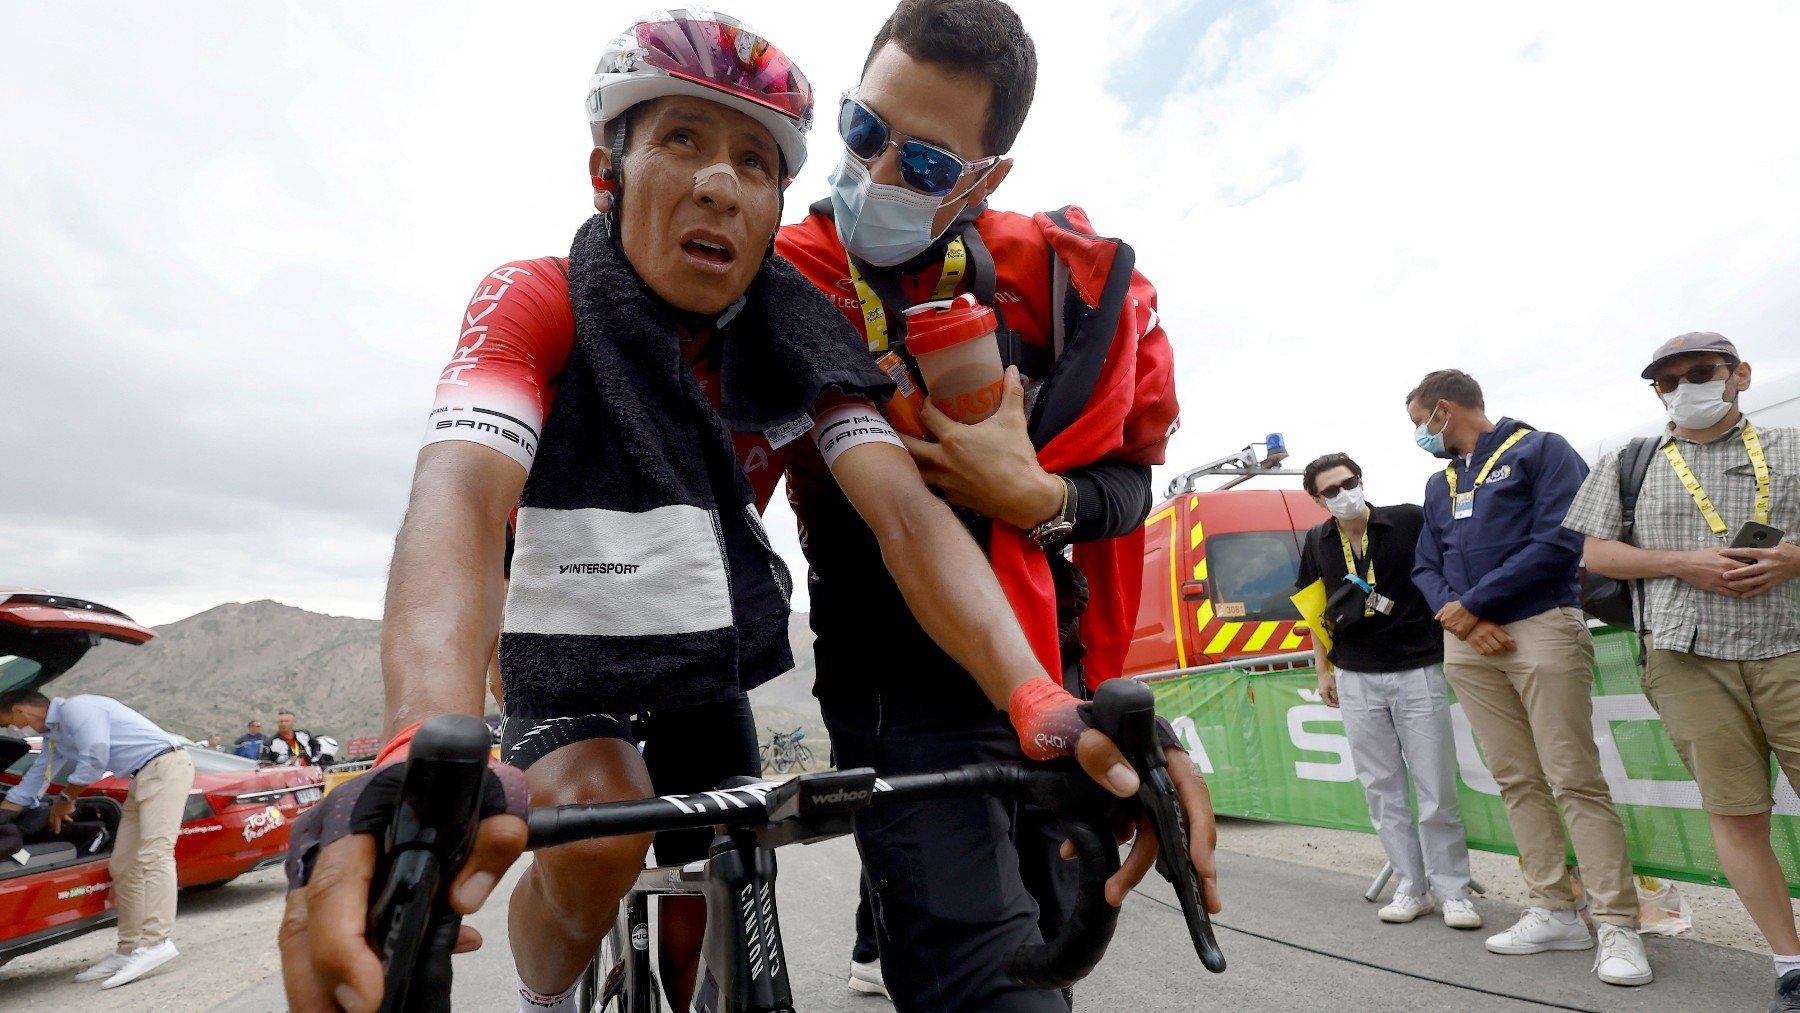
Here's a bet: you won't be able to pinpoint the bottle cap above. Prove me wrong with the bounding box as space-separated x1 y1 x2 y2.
902 293 997 356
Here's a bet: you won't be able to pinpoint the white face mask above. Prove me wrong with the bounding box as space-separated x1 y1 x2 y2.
1662 379 1735 429
828 155 947 267
1325 485 1367 520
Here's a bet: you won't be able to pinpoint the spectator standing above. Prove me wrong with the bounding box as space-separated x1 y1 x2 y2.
1564 333 1800 1011
263 710 321 766
1406 369 1651 986
233 718 265 760
1295 453 1478 929
0 689 194 988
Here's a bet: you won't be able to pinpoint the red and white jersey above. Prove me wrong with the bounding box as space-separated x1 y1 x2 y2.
423 258 898 509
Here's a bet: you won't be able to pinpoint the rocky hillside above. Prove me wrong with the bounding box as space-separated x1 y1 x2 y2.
55 600 385 740
54 600 828 759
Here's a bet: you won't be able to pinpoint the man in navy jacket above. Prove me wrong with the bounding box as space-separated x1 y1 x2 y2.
1406 369 1651 987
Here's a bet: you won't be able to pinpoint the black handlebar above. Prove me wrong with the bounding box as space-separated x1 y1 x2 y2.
366 713 492 1013
372 686 1224 1006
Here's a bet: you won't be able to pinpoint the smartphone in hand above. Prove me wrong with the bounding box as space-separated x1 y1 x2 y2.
1729 520 1785 551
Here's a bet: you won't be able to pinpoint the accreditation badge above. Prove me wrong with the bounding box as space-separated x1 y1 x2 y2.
1452 491 1475 520
1368 593 1396 615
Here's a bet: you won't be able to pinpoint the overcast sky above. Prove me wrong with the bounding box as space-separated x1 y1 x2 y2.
5 1 1798 626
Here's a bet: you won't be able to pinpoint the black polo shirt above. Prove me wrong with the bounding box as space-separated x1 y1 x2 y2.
1294 503 1443 674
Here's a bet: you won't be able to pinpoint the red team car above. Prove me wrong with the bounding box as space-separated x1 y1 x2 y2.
0 588 324 965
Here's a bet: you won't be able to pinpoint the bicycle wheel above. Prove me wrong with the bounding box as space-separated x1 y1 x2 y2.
793 743 814 771
758 744 771 776
773 745 793 775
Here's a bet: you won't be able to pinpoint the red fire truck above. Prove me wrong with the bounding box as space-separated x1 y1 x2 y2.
1124 435 1328 677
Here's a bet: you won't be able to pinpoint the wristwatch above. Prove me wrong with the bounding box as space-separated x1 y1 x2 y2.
1030 477 1078 547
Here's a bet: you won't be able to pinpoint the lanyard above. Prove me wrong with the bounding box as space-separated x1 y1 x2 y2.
847 236 967 352
1338 512 1377 616
1662 421 1771 541
1445 428 1534 502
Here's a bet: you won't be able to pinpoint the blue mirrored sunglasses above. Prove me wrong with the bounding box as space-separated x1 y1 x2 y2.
838 94 999 197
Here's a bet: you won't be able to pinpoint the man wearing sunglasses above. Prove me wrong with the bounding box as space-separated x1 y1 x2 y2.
1565 333 1800 1012
1294 454 1478 931
1406 369 1651 986
276 11 1189 1013
777 2 1199 1010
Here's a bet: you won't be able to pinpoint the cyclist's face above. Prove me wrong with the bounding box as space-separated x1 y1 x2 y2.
606 96 782 315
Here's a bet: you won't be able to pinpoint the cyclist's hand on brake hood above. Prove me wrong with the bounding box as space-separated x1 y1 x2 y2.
1012 678 1222 915
277 731 529 1013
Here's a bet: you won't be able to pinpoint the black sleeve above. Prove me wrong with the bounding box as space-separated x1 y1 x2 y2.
1295 524 1322 590
1066 461 1153 542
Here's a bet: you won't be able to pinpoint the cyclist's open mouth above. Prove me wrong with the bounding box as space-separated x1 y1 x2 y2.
679 231 736 273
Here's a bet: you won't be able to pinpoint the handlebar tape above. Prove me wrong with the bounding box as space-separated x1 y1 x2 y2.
1086 679 1227 974
367 713 493 1013
1003 801 1122 989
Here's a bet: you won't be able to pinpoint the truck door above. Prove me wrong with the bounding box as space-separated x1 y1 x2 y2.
1186 491 1316 663
1124 500 1186 677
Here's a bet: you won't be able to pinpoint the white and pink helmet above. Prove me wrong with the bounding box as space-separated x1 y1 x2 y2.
587 9 815 186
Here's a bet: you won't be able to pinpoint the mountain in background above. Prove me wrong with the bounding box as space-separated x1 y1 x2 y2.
54 599 827 755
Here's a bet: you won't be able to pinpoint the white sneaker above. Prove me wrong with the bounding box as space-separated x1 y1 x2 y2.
1442 897 1484 930
1378 893 1435 923
73 950 131 983
100 940 179 989
1593 923 1652 986
848 958 889 997
1485 908 1592 954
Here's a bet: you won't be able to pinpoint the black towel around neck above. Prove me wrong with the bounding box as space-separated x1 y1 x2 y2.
499 214 892 716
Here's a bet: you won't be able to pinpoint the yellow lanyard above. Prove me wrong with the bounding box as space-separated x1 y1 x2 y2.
847 236 967 352
1338 512 1377 616
1445 428 1534 503
1662 421 1771 541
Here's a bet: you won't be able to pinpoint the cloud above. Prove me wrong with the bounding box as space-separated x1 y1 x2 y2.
5 1 1799 628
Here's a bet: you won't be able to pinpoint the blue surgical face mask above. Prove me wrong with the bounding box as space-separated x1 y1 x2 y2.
828 154 949 267
1414 404 1450 458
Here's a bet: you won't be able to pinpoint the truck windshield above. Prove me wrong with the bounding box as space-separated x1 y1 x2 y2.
1206 532 1303 622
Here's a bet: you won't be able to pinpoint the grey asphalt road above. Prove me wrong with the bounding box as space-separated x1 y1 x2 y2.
204 834 1771 1012
3 833 1774 1011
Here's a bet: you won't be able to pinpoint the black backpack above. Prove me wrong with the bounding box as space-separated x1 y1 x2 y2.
1578 436 1661 632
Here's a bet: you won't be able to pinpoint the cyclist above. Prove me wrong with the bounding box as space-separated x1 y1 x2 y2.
776 2 1216 1008
277 11 1200 1013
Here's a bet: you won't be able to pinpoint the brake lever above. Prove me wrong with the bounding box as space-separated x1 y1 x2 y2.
1085 680 1227 974
366 714 493 1012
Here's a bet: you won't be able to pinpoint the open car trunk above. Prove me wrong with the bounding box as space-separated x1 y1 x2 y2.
0 589 156 696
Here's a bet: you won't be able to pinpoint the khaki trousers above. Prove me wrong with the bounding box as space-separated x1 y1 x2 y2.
1442 606 1638 927
110 749 195 951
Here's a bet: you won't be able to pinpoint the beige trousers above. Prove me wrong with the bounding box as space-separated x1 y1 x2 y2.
110 748 195 951
1442 606 1638 927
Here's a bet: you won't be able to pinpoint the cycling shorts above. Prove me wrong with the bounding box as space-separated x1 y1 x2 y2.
499 694 760 865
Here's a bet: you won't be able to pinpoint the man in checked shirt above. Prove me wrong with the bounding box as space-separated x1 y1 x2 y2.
1566 332 1800 1013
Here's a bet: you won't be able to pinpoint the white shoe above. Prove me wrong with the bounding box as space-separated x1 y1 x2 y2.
848 958 889 997
1442 897 1484 930
1378 893 1435 923
1593 923 1652 986
100 940 179 989
1485 908 1592 954
74 950 131 983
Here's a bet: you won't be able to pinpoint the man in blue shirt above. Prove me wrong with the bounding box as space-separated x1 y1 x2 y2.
1 689 194 989
1405 370 1651 987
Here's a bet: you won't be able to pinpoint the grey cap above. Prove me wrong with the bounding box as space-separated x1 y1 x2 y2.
1641 332 1739 379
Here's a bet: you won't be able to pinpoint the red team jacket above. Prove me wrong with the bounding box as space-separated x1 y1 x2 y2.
778 205 1180 689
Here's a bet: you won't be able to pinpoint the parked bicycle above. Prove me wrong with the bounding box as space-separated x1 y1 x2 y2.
757 727 813 776
365 680 1225 1012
